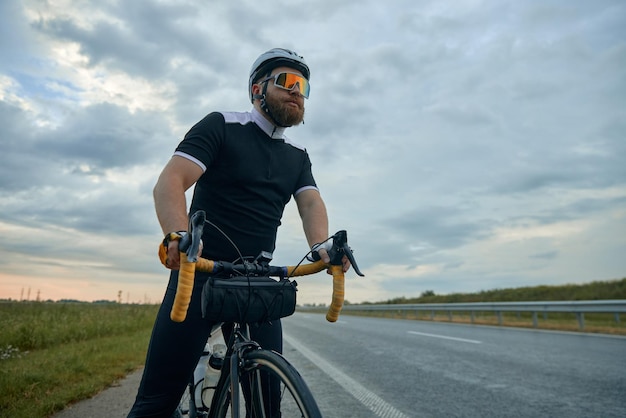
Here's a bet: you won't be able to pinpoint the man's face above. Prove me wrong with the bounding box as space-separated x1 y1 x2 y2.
256 66 306 127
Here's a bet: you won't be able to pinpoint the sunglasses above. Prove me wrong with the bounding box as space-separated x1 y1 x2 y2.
261 72 310 98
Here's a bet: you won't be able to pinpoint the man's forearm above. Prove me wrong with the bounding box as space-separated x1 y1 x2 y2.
153 156 203 235
153 175 190 235
300 197 329 247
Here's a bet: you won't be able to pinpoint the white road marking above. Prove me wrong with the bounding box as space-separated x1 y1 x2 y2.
284 334 411 418
408 331 482 344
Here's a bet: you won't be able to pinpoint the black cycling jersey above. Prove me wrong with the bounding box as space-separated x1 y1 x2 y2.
175 108 317 261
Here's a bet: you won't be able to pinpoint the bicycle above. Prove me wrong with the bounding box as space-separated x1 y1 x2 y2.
169 210 364 418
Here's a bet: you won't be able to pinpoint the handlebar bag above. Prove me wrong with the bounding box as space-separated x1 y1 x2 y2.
201 276 297 324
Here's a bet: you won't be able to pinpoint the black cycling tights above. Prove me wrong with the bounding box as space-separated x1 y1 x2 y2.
127 270 282 418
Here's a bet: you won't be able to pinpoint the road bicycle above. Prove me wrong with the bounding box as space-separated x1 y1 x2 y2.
169 210 364 418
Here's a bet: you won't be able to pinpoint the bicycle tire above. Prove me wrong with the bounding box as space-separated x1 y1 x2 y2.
211 349 322 418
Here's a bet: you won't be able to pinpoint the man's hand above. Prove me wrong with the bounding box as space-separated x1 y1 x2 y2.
312 243 351 274
158 232 203 270
158 232 184 270
166 239 182 269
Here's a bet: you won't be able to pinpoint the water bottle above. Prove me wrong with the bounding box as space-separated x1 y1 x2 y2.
193 343 211 410
202 343 226 408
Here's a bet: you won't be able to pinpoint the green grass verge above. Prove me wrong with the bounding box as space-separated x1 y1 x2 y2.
334 309 626 335
0 302 158 418
0 330 151 418
306 277 626 335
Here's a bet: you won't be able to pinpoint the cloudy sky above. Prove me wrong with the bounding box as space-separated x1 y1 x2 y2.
1 0 624 305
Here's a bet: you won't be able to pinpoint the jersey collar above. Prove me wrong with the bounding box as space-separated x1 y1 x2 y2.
251 108 286 140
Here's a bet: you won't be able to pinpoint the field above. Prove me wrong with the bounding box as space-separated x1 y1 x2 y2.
0 302 159 418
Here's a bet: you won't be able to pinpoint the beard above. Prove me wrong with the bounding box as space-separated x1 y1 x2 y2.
264 93 305 127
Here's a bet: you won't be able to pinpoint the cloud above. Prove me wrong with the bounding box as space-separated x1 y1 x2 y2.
1 0 625 304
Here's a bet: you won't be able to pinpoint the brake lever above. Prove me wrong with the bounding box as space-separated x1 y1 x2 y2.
328 230 365 277
179 210 206 263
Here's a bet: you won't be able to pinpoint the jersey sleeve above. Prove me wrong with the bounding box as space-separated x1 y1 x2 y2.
294 151 318 196
175 112 226 170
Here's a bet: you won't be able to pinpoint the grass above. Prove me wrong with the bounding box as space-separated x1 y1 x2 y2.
379 277 626 304
337 309 626 335
0 302 158 418
303 277 626 335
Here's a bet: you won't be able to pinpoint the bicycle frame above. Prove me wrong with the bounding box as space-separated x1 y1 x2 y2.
211 322 256 418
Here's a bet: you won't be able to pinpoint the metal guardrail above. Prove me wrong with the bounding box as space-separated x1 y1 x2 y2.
339 300 626 330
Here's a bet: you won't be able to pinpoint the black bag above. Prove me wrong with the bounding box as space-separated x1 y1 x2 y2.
201 276 297 324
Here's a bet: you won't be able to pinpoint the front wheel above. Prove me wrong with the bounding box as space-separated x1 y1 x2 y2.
211 349 321 418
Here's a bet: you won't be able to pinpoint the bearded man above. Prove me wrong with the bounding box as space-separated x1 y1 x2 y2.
128 48 349 417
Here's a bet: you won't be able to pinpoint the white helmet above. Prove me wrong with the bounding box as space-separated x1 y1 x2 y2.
248 48 310 103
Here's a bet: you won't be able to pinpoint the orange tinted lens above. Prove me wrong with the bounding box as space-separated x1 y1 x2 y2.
275 73 310 98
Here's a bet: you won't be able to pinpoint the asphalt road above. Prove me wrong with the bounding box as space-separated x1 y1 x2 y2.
282 313 626 418
53 313 626 418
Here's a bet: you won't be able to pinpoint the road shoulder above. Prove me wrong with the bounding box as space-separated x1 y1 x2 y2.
52 369 143 418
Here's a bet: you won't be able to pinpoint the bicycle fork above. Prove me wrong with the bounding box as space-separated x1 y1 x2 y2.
225 327 262 418
230 349 241 418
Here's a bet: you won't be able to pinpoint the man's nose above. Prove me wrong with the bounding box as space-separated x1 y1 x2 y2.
290 82 303 96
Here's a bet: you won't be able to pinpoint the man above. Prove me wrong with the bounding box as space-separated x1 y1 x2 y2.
127 48 349 417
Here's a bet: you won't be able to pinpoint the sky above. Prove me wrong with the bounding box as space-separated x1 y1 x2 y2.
0 0 625 305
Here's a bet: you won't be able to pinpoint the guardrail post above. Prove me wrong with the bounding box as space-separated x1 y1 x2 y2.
532 312 538 328
430 310 435 320
448 311 452 321
470 311 475 324
577 312 585 330
496 311 502 326
615 313 620 324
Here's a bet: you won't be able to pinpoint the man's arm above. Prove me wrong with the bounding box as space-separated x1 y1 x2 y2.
153 155 204 268
295 189 329 250
295 189 351 272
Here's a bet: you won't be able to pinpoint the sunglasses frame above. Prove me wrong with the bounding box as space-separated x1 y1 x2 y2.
259 72 310 98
